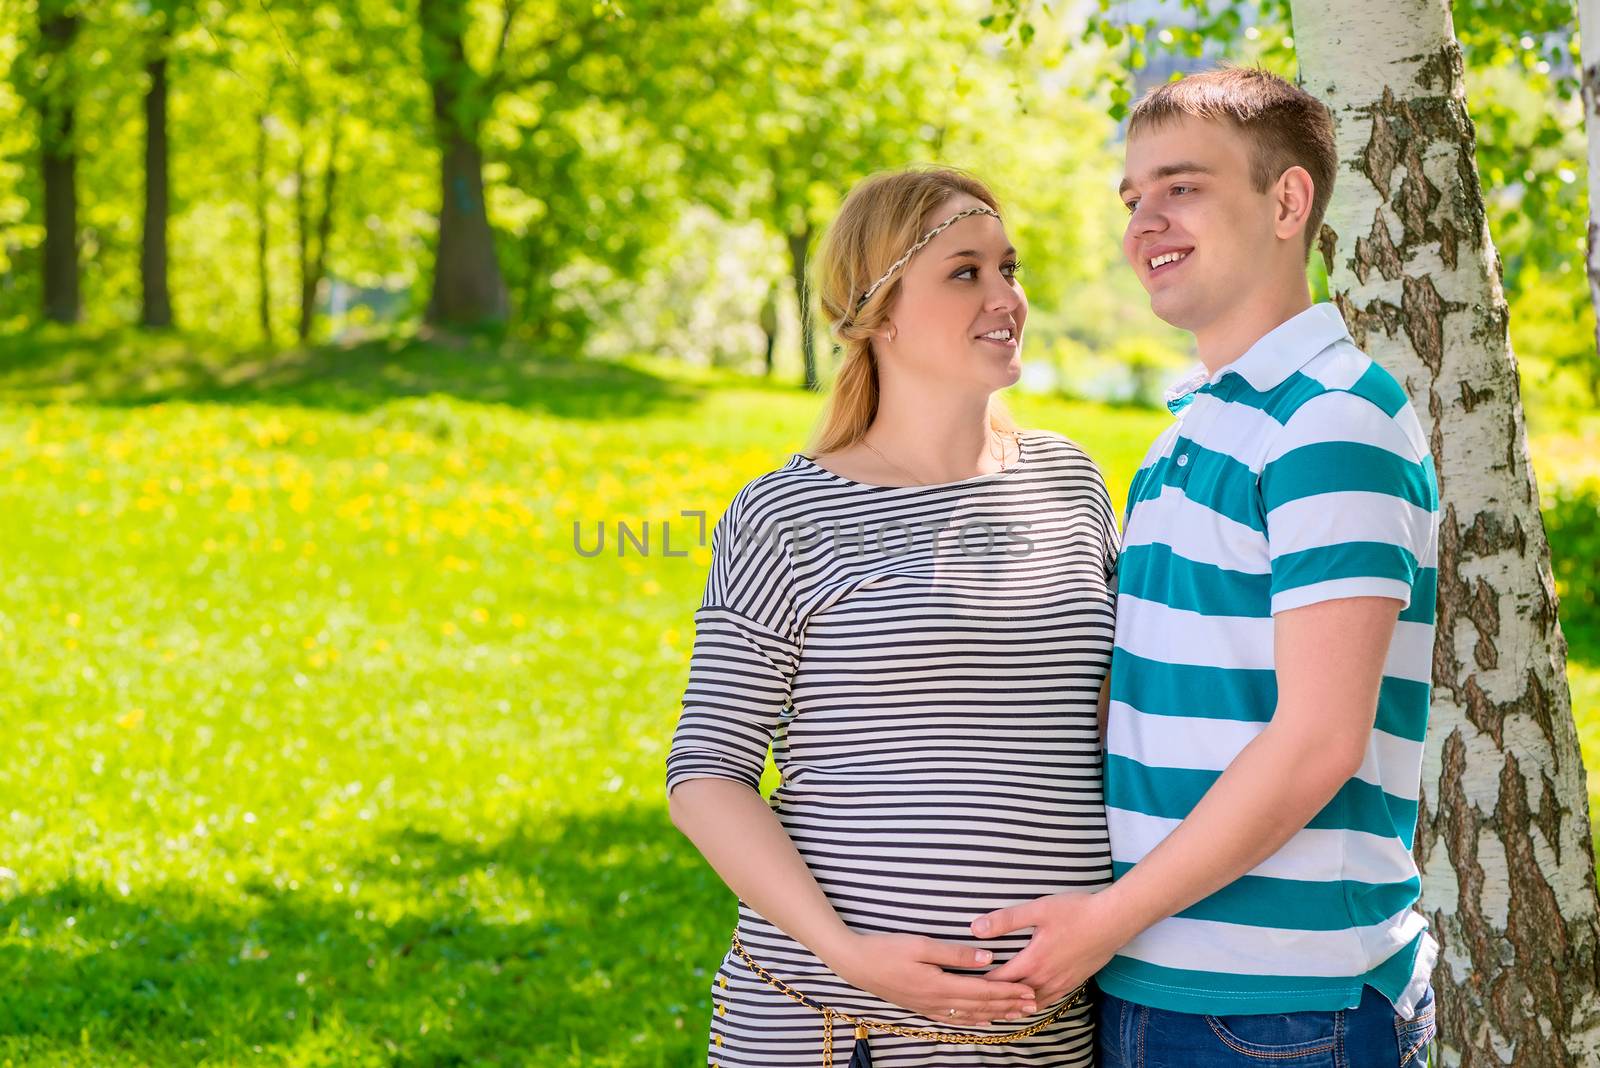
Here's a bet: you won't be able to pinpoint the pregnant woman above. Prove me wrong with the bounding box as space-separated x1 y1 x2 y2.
667 168 1118 1066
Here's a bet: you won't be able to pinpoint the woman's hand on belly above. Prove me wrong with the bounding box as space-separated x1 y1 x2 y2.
828 933 1039 1027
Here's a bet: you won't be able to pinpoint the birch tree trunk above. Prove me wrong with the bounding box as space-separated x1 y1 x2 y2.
1294 2 1600 1063
1580 0 1600 382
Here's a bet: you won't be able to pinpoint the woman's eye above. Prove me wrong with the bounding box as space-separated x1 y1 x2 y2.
1123 199 1139 214
952 262 1022 281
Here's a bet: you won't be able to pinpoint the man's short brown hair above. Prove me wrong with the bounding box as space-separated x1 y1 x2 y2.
1128 66 1336 257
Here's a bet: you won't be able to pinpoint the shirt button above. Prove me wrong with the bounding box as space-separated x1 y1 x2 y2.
1176 454 1189 467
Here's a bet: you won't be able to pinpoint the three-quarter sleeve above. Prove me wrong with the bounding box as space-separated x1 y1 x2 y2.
666 483 802 796
1093 470 1121 581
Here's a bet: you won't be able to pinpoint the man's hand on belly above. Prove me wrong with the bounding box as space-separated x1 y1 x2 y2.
971 891 1127 1007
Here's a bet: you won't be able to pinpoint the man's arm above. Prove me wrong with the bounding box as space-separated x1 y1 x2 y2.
973 595 1399 1004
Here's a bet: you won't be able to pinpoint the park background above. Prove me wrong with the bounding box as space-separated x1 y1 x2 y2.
0 0 1597 1065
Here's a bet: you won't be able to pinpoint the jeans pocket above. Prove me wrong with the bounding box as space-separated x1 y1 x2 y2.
1395 991 1437 1067
1203 1010 1340 1061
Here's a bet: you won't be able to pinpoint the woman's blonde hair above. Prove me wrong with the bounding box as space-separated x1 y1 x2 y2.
808 167 1019 456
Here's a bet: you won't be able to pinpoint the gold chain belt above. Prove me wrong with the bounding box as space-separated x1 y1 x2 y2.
728 932 1088 1067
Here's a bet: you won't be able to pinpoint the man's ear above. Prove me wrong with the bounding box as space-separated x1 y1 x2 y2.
1274 165 1316 244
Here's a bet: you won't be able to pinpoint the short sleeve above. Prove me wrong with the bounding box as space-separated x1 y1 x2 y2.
1258 390 1438 615
665 484 802 796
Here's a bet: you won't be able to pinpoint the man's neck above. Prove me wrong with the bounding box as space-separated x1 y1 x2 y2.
1192 285 1314 377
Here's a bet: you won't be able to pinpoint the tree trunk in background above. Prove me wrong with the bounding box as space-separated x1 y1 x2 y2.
39 1 78 325
256 109 273 344
787 223 816 391
298 117 341 344
419 0 508 327
295 129 307 341
1579 0 1600 402
140 49 173 328
1295 2 1600 1063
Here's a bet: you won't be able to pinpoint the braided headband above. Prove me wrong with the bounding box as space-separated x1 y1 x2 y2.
852 205 1002 315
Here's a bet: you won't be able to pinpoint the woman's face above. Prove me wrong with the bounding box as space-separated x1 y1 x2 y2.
879 193 1026 392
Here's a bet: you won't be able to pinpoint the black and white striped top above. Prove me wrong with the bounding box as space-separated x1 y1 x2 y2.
667 430 1118 1067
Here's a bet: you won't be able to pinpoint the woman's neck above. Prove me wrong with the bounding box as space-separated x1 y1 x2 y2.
865 389 1006 483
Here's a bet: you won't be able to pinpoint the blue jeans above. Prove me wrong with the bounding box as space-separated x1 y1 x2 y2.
1097 984 1437 1067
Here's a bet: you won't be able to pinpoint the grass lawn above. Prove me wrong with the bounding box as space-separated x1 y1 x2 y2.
0 330 1592 1065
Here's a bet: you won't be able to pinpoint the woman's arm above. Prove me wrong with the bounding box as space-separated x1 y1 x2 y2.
670 776 1039 1025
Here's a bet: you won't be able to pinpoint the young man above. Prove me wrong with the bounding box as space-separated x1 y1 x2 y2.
968 67 1441 1064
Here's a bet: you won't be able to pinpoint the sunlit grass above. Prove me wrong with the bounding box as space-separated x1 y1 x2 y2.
0 331 1592 1063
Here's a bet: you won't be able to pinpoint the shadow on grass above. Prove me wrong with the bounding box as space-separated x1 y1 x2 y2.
0 807 730 1066
0 327 713 422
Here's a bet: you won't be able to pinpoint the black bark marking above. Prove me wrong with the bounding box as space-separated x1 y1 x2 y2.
1427 389 1445 498
1355 209 1404 285
1468 576 1500 671
1460 508 1526 559
1357 91 1400 200
1337 293 1404 353
1458 379 1491 412
1317 223 1339 275
1434 730 1494 1068
1537 771 1564 869
1414 45 1460 94
1414 781 1434 873
1463 675 1503 745
1401 274 1449 375
1439 217 1459 271
1395 142 1442 246
1434 501 1468 702
1495 751 1591 1068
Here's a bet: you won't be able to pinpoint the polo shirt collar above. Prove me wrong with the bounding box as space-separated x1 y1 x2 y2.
1164 303 1351 414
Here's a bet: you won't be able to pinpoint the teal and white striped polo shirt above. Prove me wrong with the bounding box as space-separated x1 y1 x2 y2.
1097 302 1440 1019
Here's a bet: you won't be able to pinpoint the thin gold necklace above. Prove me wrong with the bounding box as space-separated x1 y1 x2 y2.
860 430 1017 486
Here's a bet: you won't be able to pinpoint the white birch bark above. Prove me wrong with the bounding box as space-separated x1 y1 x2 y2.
1294 2 1600 1064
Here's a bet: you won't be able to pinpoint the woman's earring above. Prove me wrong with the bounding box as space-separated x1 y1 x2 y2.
886 324 897 342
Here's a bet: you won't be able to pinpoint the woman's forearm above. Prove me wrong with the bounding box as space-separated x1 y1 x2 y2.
669 777 858 967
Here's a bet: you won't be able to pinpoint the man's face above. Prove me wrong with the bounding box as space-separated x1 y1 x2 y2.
1120 115 1281 333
